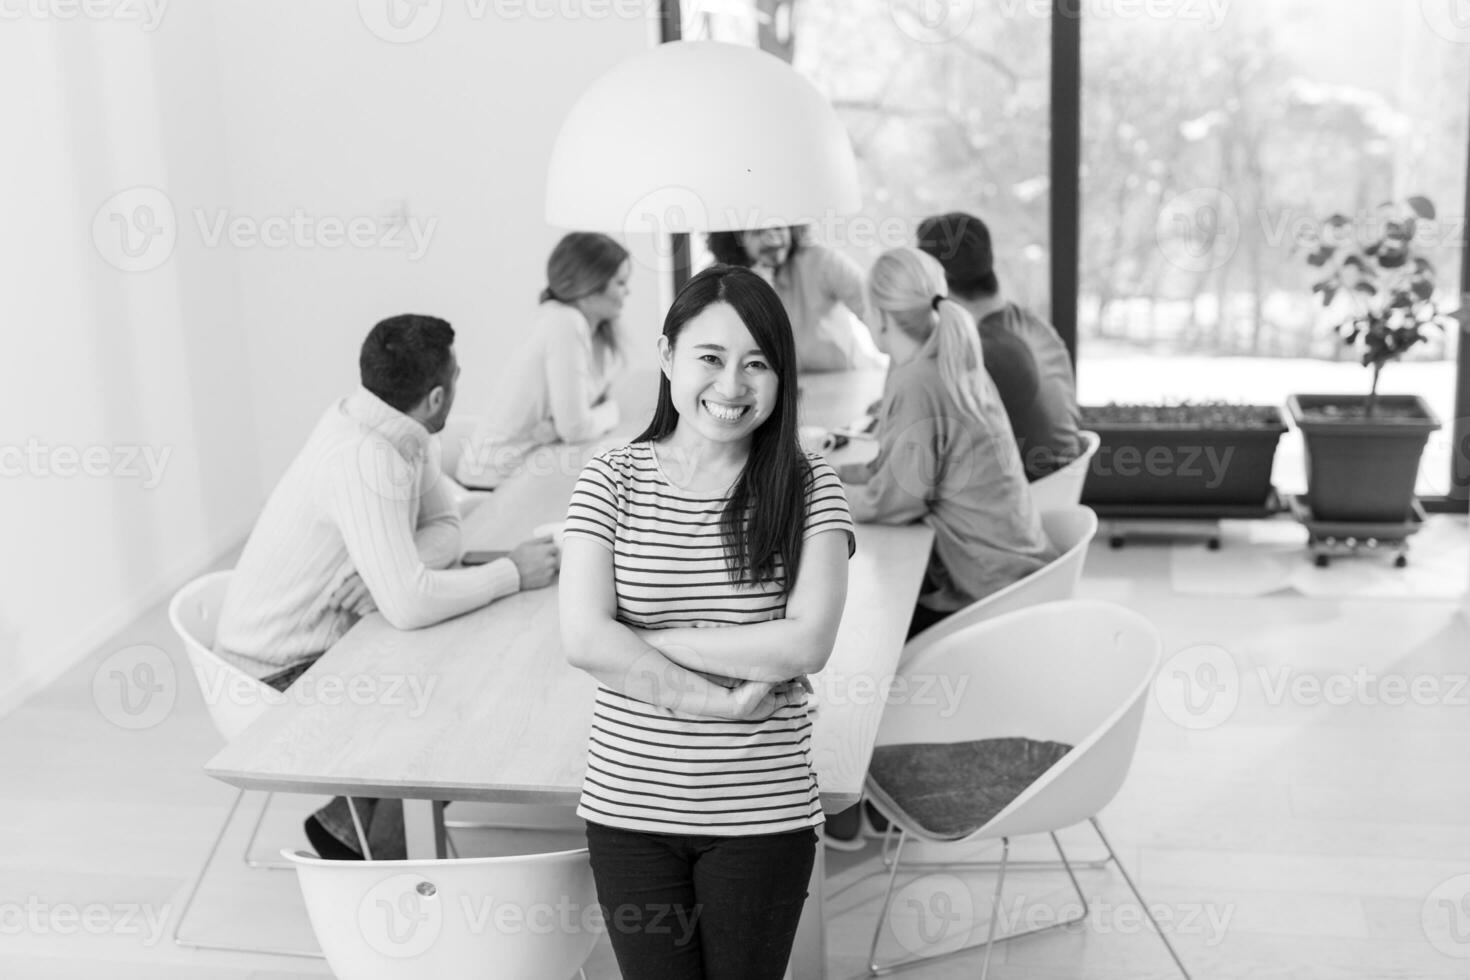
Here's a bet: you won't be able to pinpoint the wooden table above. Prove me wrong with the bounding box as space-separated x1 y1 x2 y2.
207 369 930 979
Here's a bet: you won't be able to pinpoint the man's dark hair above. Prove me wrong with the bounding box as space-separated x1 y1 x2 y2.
359 314 455 413
917 212 999 299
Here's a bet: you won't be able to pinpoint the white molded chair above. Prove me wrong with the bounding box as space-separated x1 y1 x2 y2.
169 571 365 957
860 600 1189 978
1028 429 1100 513
903 506 1099 662
284 846 599 980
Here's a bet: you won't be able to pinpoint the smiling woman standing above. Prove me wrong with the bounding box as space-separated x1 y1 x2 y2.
559 265 854 979
455 232 630 488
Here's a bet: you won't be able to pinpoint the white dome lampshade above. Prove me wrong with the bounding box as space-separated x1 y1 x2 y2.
545 41 861 236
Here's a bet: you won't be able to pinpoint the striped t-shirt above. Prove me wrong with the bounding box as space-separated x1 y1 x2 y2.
564 442 854 836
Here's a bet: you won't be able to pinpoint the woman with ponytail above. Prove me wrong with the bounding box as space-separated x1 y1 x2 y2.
456 232 630 488
840 247 1055 639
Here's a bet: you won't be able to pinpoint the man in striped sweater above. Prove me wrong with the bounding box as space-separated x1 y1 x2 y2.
216 313 560 859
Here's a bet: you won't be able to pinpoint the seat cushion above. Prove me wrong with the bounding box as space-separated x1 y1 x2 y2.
868 737 1073 838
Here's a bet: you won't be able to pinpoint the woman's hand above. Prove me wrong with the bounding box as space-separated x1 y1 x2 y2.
719 677 810 721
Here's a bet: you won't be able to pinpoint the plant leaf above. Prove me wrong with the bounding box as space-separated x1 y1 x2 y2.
1407 195 1436 220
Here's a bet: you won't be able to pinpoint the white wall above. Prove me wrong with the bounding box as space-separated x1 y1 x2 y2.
1 1 660 715
208 1 665 480
1 5 261 716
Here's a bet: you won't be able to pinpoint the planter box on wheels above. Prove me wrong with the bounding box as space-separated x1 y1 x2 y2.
1080 405 1288 514
1286 393 1439 524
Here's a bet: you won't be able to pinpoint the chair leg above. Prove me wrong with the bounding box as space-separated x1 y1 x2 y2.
240 791 292 870
345 796 373 859
864 830 1095 977
172 788 322 958
880 822 1113 873
866 829 910 975
976 837 1008 980
1090 818 1193 980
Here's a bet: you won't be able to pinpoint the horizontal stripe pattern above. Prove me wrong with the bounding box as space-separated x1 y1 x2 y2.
564 442 853 836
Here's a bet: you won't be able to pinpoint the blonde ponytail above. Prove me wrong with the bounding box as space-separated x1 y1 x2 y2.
868 248 991 424
932 297 988 424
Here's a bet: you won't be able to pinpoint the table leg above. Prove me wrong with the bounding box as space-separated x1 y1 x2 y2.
790 838 827 979
403 799 446 859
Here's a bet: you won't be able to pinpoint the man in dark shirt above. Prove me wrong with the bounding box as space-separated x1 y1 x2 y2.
917 212 1081 481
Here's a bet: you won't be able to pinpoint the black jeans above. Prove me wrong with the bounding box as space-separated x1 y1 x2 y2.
585 821 817 980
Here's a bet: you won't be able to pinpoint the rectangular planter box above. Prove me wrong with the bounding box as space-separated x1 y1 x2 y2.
1080 408 1287 512
1287 394 1439 524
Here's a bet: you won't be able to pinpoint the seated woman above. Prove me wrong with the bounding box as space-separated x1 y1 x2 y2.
455 232 630 488
840 247 1057 640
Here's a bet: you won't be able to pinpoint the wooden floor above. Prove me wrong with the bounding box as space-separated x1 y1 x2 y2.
3 524 1468 979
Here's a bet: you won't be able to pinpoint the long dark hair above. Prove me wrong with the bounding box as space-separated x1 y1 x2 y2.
540 232 629 358
636 265 810 590
705 225 807 274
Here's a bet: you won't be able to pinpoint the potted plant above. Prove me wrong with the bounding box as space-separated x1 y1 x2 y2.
1289 195 1450 523
1080 401 1288 513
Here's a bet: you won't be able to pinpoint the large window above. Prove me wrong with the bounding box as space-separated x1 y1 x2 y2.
1077 1 1468 496
672 1 1468 500
678 0 1051 312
